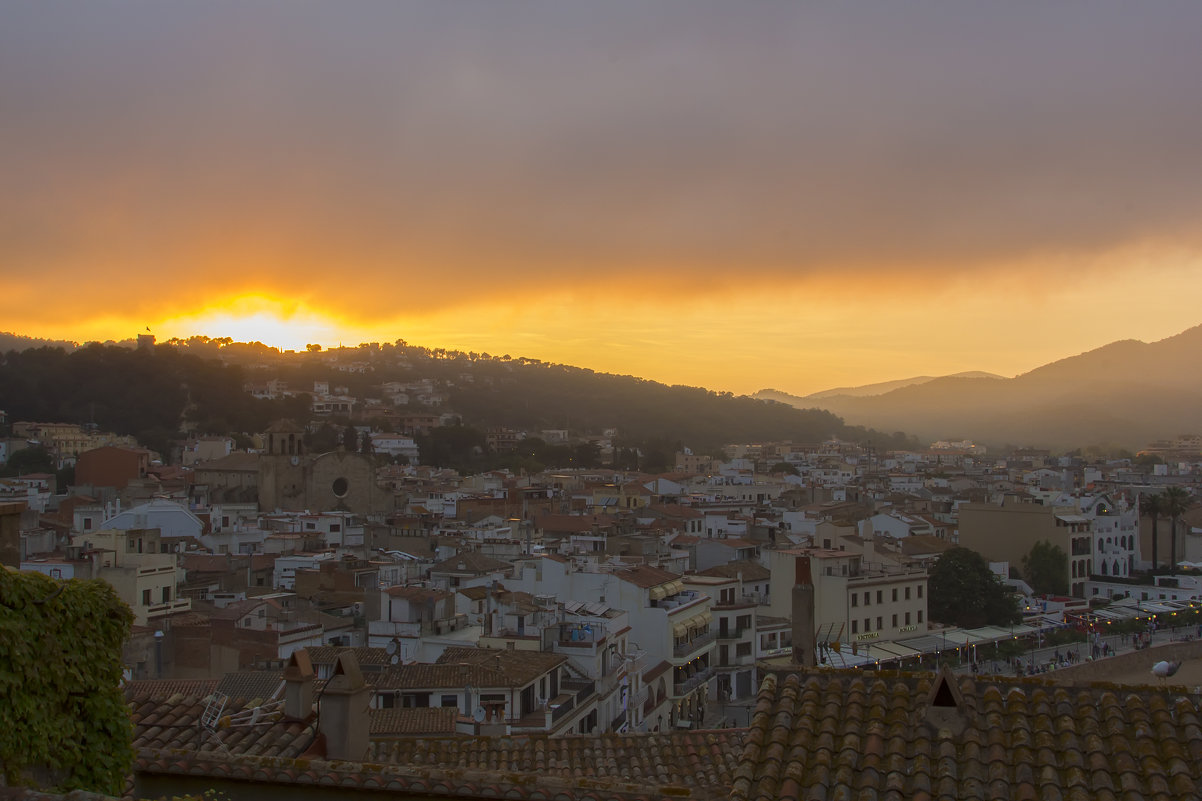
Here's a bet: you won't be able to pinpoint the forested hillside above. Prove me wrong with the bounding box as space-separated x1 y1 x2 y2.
0 345 310 455
0 340 919 465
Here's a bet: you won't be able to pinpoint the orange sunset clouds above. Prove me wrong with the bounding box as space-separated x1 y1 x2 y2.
4 4 1202 395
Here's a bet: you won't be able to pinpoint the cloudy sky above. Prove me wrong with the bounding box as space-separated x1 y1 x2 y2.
4 3 1202 395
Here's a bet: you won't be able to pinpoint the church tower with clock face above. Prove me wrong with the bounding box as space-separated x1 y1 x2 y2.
259 420 309 512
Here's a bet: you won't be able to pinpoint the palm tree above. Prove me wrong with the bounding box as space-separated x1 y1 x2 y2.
1162 486 1191 574
1140 492 1165 572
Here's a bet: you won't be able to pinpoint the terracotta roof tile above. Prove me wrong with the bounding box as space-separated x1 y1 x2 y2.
370 706 459 736
732 666 1202 801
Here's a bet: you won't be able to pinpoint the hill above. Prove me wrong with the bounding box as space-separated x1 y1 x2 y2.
758 325 1202 450
0 341 921 467
759 371 1005 402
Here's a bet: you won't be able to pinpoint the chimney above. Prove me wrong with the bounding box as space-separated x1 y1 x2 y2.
0 502 26 568
791 556 816 667
319 651 370 761
283 649 315 720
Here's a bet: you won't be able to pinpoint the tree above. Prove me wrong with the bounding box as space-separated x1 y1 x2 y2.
306 422 340 453
1021 540 1069 596
1140 492 1165 572
1162 486 1192 574
2 445 55 476
928 547 1021 628
770 461 800 476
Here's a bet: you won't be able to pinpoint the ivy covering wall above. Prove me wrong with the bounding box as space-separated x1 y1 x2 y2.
0 569 134 794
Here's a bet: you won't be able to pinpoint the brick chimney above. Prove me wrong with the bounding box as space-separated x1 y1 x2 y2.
282 648 315 720
791 555 816 667
319 651 370 761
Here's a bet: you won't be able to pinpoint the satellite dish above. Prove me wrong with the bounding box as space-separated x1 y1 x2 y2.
473 707 486 723
389 653 400 665
385 640 397 656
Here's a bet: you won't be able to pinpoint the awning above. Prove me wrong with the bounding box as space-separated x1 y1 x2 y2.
668 580 685 595
673 623 687 638
864 641 923 660
650 585 667 601
689 614 705 629
700 611 713 626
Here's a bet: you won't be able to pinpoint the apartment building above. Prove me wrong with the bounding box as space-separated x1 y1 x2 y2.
767 547 929 650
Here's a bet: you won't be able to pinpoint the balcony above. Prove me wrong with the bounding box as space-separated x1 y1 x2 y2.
657 590 704 612
673 630 716 658
716 624 750 641
673 666 715 697
146 598 192 618
549 696 576 724
563 678 596 705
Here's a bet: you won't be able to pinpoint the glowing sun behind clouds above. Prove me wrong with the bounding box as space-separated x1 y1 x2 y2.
156 296 348 352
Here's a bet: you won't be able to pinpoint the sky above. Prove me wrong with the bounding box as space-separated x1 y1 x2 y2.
4 3 1202 396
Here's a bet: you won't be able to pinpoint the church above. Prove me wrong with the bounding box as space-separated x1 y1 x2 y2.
257 421 389 515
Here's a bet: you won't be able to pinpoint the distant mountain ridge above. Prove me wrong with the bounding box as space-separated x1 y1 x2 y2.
760 371 1005 402
756 324 1202 450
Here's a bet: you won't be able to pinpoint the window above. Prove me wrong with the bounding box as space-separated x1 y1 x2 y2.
864 592 870 606
876 591 882 605
441 695 457 707
876 616 882 630
917 585 924 599
161 587 171 603
905 612 911 625
142 589 152 606
852 620 858 634
864 618 871 631
892 588 898 602
735 642 752 657
905 587 911 600
917 610 924 623
892 614 898 628
851 594 858 608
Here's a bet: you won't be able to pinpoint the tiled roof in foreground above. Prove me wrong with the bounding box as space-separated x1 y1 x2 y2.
127 688 316 759
733 666 1202 801
370 730 746 791
135 729 744 801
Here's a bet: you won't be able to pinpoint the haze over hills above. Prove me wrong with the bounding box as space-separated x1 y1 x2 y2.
760 371 1005 402
756 324 1202 451
4 325 1200 454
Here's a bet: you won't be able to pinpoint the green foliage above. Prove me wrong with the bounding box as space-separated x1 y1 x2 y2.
417 424 488 472
0 345 313 457
928 547 1021 628
1 445 55 476
770 461 800 476
0 570 134 794
306 422 342 453
1022 540 1069 596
